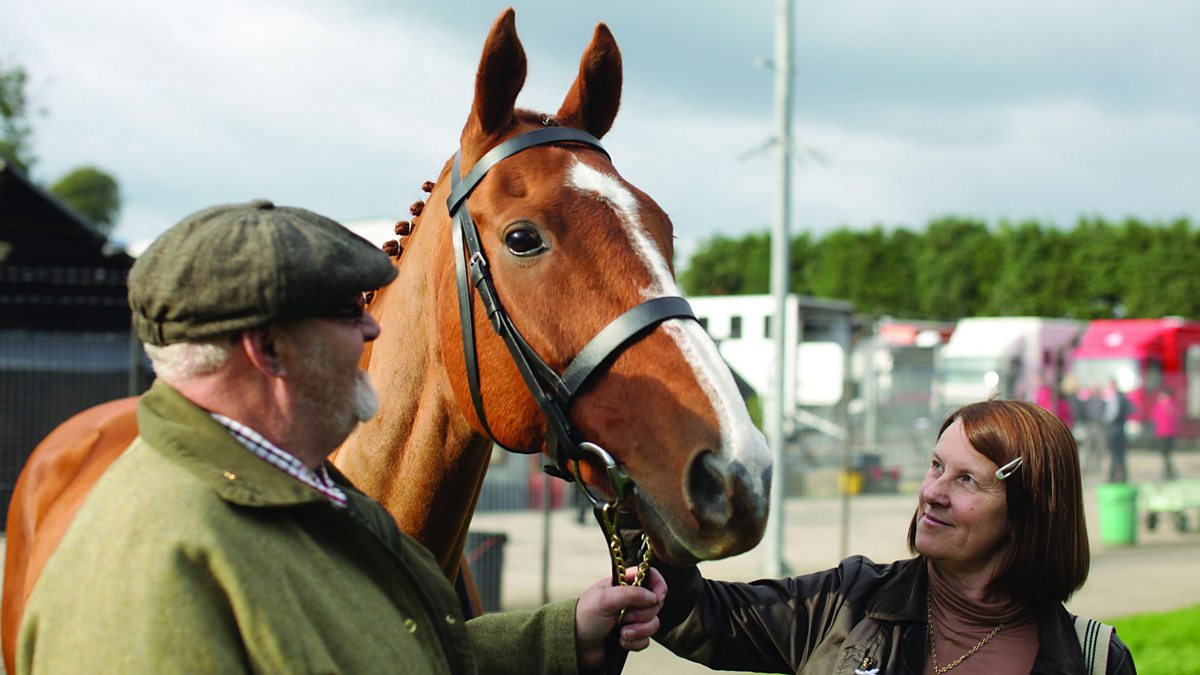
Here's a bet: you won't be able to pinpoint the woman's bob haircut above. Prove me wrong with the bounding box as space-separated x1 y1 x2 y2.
907 399 1090 607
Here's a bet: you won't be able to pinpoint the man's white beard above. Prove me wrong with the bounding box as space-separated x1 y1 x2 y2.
353 369 379 423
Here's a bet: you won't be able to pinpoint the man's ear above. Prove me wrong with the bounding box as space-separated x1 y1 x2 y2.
241 328 286 377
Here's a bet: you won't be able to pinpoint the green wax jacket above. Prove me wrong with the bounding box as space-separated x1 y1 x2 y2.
18 381 578 674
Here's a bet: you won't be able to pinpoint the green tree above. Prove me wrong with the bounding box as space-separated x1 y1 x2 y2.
680 216 1200 323
806 227 878 307
881 228 921 316
1065 217 1125 318
986 220 1074 317
914 216 993 319
804 225 919 315
49 165 122 234
0 57 37 172
788 231 814 296
1119 217 1200 318
681 230 814 297
681 232 771 295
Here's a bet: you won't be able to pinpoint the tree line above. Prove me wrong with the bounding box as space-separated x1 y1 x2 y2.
2 57 122 233
679 216 1200 321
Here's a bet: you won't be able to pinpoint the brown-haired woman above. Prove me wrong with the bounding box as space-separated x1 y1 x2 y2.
653 399 1135 673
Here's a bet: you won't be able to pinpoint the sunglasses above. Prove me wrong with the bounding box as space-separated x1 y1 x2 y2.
314 295 368 323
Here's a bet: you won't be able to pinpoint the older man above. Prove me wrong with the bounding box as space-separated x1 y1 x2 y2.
18 200 663 674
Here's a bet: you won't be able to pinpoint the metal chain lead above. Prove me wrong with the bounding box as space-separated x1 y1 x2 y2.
632 537 652 588
598 503 654 623
607 527 627 579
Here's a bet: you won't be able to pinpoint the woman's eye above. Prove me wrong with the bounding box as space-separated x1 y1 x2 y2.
505 227 546 256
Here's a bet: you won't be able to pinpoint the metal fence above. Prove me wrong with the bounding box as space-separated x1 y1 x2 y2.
0 327 946 613
0 329 146 524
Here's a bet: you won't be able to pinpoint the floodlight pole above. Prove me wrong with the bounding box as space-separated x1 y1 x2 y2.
761 0 794 578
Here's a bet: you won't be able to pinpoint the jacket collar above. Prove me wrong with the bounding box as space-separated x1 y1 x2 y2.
137 381 335 508
865 556 1085 672
866 556 927 623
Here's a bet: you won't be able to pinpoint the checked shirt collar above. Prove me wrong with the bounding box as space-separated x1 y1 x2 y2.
211 413 348 508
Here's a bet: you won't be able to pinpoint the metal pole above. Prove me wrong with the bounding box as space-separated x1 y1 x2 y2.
838 378 853 560
541 472 552 605
838 327 866 560
761 0 794 577
864 333 879 456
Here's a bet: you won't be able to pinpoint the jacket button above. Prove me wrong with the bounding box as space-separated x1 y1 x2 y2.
404 618 418 634
445 614 457 625
223 471 236 480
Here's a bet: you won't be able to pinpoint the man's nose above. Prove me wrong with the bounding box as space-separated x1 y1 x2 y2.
361 311 382 342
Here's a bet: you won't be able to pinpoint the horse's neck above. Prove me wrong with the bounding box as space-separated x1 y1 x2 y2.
334 258 492 579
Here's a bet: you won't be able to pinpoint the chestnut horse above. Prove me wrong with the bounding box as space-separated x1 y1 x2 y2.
2 9 772 670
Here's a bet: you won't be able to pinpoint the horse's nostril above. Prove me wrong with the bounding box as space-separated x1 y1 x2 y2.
686 450 732 529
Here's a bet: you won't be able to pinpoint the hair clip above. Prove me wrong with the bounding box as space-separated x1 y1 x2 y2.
995 456 1022 481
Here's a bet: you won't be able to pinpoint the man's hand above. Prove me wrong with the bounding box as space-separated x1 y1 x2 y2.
575 568 667 672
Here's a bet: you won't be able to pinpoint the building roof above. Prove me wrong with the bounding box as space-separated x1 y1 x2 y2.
0 160 134 331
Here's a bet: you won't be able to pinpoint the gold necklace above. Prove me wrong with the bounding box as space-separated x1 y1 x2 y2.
926 589 1004 674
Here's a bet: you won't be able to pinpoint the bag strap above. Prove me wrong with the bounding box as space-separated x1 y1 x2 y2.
1074 616 1114 675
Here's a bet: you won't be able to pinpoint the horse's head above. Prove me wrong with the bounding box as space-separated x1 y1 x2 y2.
402 9 769 565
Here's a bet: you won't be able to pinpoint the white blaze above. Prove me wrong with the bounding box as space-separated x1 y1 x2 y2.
566 160 770 479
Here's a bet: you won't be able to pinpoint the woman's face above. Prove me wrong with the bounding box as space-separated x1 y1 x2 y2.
915 419 1012 580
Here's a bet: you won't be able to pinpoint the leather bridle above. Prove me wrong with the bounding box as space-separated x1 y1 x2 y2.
447 126 698 509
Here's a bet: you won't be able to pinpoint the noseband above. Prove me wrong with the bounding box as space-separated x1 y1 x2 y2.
448 126 697 591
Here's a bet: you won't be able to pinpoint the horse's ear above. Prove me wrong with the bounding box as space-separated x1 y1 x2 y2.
465 8 527 143
556 23 622 139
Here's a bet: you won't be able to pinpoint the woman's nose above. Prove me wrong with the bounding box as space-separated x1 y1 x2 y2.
921 476 950 506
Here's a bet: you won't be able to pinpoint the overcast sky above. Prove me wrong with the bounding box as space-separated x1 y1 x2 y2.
6 0 1199 263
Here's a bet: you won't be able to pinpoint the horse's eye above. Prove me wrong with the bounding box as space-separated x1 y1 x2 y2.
505 226 546 257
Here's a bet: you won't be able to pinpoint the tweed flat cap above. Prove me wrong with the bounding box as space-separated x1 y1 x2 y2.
129 199 397 345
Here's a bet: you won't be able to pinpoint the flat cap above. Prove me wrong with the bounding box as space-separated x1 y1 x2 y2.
129 199 398 345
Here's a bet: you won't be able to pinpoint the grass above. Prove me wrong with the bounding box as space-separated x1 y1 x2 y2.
1107 603 1200 674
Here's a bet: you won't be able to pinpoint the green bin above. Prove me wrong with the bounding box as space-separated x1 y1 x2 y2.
1096 483 1138 546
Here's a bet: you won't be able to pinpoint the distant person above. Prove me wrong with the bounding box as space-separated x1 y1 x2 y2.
1100 379 1134 483
1150 388 1180 481
1034 373 1075 429
1033 373 1054 411
1076 382 1107 477
1060 373 1082 431
1055 374 1076 430
651 400 1134 673
18 200 666 674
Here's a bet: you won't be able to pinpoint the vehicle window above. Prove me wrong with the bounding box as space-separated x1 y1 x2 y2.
1145 358 1163 392
1187 346 1200 418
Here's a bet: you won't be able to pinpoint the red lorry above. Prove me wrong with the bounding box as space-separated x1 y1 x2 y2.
1070 318 1200 442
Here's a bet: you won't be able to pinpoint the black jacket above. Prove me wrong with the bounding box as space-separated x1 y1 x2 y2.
654 555 1135 674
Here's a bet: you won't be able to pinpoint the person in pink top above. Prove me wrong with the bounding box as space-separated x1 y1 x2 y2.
1150 389 1179 481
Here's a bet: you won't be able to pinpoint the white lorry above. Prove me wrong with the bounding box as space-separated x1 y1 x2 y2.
933 317 1084 416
